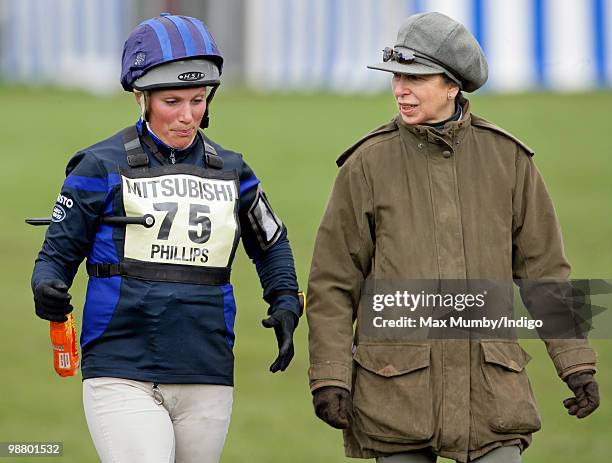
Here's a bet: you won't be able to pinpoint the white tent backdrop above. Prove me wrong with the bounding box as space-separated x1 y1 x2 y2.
1 0 610 93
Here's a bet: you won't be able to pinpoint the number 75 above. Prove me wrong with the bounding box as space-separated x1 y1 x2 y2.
153 202 211 244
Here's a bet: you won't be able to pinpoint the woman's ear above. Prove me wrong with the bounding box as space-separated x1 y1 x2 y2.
448 84 460 100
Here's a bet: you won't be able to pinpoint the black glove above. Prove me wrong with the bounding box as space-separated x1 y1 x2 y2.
563 371 600 418
34 279 73 322
313 386 351 429
261 309 298 372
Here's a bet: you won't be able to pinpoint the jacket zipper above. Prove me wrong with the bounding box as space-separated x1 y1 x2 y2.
152 382 164 405
169 149 176 164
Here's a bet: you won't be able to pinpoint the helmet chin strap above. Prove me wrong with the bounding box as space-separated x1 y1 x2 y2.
200 85 219 129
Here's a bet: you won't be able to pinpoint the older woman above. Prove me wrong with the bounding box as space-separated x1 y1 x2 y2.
306 12 598 463
32 13 301 463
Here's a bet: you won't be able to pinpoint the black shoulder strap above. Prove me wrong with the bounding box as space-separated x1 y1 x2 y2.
121 126 149 167
123 125 223 168
203 137 224 169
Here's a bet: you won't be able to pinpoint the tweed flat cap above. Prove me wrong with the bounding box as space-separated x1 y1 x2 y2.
368 12 488 92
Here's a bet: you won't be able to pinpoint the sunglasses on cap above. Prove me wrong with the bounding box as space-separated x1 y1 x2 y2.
381 47 463 86
382 47 416 63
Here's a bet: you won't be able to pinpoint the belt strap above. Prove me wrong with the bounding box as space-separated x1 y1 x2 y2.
86 263 121 278
86 260 231 285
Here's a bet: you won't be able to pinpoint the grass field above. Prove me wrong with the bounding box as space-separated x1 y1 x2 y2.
0 86 610 462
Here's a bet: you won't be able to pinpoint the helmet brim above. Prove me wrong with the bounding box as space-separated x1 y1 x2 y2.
132 59 220 91
367 60 445 76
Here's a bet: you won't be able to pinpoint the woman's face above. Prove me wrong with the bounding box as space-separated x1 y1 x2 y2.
391 73 459 125
142 87 207 149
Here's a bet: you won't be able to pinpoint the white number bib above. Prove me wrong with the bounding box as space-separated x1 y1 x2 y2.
121 166 239 268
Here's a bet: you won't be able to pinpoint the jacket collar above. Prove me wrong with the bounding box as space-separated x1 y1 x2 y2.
397 95 472 147
336 97 474 167
135 119 201 162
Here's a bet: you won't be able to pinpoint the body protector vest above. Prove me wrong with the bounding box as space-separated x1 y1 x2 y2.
87 126 239 285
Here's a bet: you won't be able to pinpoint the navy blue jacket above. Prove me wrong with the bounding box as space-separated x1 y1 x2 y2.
32 122 299 385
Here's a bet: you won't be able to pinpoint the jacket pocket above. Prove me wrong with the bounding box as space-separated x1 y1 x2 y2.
352 344 434 443
480 341 541 433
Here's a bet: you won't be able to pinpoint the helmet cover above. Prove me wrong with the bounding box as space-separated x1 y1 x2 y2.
121 13 223 92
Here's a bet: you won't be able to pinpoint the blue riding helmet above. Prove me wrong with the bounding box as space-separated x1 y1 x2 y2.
120 13 224 127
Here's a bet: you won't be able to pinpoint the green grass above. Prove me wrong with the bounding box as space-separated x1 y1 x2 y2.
0 86 610 462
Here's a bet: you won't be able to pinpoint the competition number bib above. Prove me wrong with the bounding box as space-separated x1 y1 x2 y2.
122 172 238 267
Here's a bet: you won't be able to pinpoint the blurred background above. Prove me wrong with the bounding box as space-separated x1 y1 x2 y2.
0 0 610 462
2 0 612 92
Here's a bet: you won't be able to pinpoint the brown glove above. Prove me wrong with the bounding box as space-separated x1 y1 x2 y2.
563 371 600 418
312 386 351 429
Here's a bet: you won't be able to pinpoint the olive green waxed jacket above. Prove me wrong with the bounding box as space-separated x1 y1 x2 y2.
306 98 597 462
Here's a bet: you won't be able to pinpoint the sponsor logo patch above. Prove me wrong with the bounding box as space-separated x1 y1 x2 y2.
134 52 146 66
177 72 205 81
52 205 66 223
56 193 73 208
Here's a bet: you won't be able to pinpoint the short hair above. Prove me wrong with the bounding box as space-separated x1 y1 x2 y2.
441 73 460 88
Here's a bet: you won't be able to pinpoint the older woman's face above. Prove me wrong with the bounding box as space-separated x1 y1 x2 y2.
140 87 207 149
392 73 459 125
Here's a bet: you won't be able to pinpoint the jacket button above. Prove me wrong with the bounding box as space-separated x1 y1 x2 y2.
442 150 452 158
418 143 424 149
